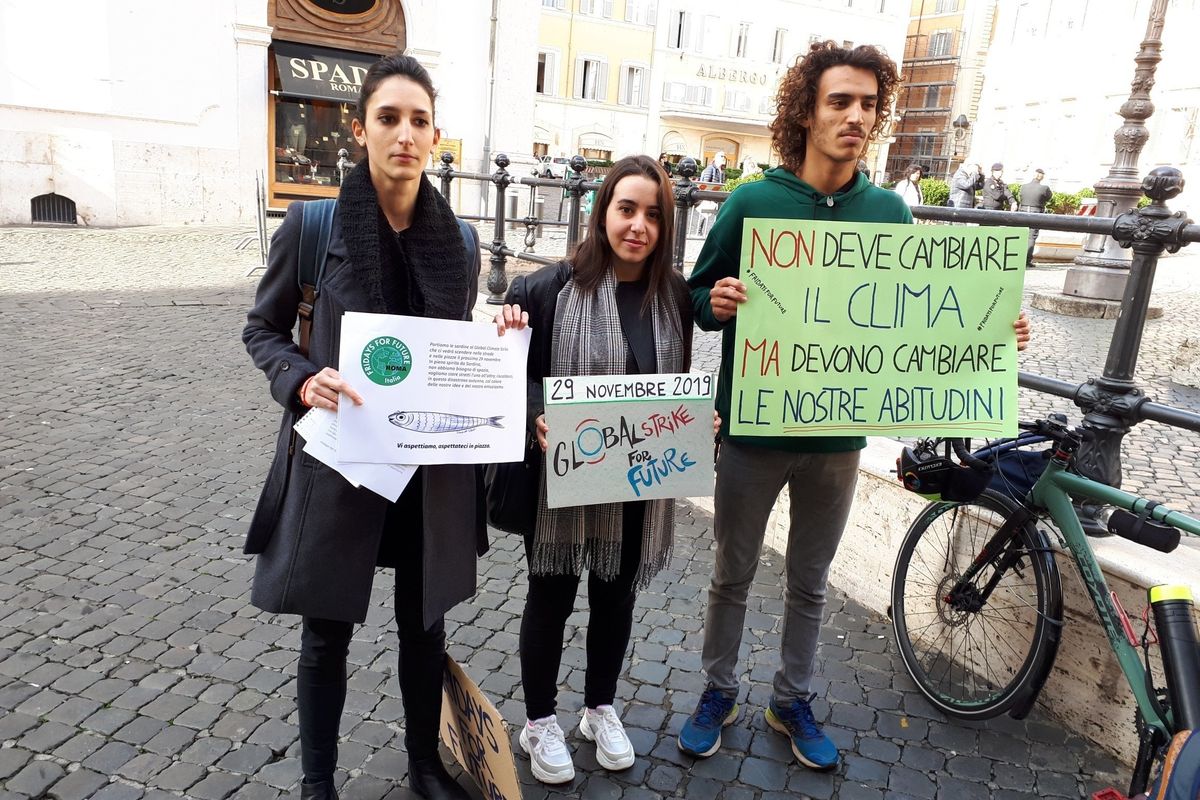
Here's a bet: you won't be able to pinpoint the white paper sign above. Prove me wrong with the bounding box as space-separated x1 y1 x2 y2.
294 408 415 501
337 313 530 465
543 372 716 508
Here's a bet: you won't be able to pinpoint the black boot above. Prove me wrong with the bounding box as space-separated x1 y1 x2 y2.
409 756 470 800
300 779 338 800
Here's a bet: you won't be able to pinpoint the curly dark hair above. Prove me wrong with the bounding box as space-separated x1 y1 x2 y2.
770 41 900 173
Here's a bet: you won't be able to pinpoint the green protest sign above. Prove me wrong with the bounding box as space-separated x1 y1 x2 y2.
730 219 1026 438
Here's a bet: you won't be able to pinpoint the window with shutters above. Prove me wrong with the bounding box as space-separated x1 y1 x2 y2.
669 10 692 49
684 85 712 107
601 0 613 17
733 22 751 58
536 52 557 96
924 85 939 107
772 28 787 63
540 0 563 8
619 64 648 107
580 0 595 13
934 0 957 12
574 57 608 101
724 89 751 113
928 31 952 57
663 82 685 103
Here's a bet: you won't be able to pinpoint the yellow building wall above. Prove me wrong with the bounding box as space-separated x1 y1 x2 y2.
538 2 653 104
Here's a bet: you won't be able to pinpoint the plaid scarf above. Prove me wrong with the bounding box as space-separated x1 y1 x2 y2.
531 267 686 588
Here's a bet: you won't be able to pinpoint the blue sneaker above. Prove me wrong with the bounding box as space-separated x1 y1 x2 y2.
677 685 738 758
765 694 839 770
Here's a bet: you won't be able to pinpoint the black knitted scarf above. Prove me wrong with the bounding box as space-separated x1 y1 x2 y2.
336 158 469 320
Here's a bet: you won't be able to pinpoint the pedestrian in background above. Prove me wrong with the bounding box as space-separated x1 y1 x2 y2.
700 151 727 184
981 162 1017 210
950 162 983 208
1019 168 1053 266
892 163 924 207
243 54 484 800
659 152 674 176
494 155 701 786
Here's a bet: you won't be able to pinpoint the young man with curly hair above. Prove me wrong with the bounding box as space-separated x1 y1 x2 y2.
677 40 905 773
678 40 1030 772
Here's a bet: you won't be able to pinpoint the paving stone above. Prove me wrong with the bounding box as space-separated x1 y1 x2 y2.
181 736 234 766
889 764 937 798
187 771 248 800
53 731 106 762
0 748 32 780
46 767 108 800
844 754 891 788
8 760 66 797
218 743 274 774
150 761 208 791
91 784 147 800
737 756 788 791
116 752 173 783
84 741 140 773
18 720 77 751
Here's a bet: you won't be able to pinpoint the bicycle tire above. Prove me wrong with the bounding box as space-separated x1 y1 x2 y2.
891 489 1061 719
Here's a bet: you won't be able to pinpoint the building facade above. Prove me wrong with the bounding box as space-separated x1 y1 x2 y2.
886 0 995 181
968 0 1199 211
530 0 908 179
649 0 908 179
0 0 537 226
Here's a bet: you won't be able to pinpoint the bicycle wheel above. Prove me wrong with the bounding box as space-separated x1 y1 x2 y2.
891 489 1060 719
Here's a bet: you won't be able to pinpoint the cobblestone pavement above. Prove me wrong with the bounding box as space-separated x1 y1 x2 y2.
0 222 1187 799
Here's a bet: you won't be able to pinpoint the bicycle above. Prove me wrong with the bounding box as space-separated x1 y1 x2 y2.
889 416 1200 797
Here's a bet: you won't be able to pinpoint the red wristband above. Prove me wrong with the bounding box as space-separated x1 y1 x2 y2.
299 375 317 407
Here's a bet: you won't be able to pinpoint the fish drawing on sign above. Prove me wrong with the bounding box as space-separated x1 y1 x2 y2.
388 411 504 433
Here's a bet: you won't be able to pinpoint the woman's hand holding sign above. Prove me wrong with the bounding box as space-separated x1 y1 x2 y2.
709 277 748 322
300 367 364 411
494 303 529 336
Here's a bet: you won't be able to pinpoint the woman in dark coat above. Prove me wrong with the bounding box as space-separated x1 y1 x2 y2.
243 54 483 800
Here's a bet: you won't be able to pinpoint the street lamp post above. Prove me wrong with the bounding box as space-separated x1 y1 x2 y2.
951 114 970 166
1063 0 1170 301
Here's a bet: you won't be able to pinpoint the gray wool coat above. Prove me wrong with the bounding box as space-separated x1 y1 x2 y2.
242 169 486 627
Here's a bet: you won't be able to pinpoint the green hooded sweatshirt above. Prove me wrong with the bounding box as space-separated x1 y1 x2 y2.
687 167 913 452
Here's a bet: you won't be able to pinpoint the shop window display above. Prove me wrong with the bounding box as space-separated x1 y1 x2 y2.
275 98 356 187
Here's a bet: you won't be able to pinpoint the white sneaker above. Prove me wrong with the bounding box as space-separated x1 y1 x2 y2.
579 705 636 771
519 716 575 784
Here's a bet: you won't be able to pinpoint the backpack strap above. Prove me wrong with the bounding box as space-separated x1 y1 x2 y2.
296 199 337 357
455 216 478 269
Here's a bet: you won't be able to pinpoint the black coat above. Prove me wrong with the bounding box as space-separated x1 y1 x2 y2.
242 164 486 626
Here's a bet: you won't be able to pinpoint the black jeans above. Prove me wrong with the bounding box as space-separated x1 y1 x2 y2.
520 502 644 720
297 510 446 781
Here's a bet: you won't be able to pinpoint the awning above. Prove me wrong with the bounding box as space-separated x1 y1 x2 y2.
274 41 379 103
661 132 688 155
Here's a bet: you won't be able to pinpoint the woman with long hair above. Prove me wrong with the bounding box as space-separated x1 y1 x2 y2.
243 54 483 800
495 154 696 784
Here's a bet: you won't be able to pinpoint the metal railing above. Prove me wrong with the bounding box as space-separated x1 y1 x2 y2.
437 153 1199 500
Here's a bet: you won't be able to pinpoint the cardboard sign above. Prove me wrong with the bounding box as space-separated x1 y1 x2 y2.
440 657 522 800
437 138 463 166
543 373 715 508
731 219 1026 438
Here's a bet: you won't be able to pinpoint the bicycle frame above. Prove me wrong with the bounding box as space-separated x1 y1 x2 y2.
1030 458 1200 740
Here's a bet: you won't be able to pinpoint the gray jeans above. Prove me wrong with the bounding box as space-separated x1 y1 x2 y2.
701 438 860 703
